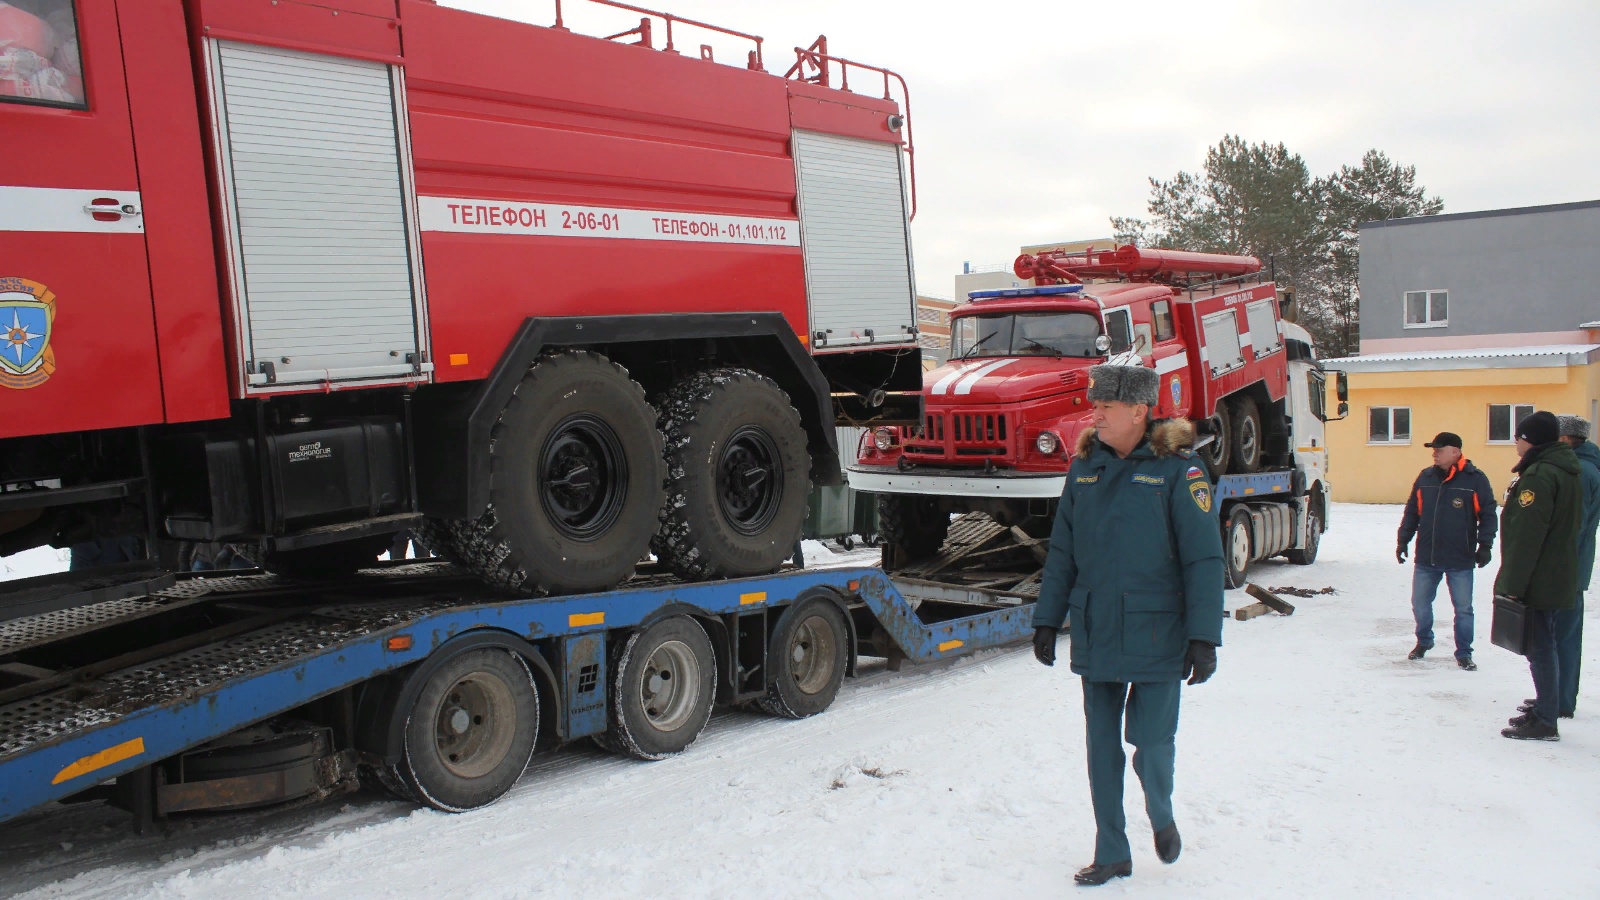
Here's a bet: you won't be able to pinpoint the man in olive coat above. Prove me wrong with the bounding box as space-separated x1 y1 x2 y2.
1495 411 1580 740
1548 414 1600 717
1032 363 1225 886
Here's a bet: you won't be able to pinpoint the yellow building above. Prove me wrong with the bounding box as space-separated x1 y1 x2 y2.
1324 346 1600 503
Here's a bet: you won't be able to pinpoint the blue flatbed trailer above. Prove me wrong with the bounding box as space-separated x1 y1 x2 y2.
0 561 1034 828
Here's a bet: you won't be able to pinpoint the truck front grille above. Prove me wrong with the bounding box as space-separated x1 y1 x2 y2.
905 412 1011 461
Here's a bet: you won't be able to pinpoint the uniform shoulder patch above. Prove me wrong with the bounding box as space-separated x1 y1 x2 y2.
1189 481 1212 513
1185 465 1205 480
1518 489 1535 508
1132 474 1166 486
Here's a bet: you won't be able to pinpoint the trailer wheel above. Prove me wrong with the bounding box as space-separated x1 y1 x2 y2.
1286 499 1323 565
1224 506 1252 589
1199 404 1231 475
396 648 539 812
1227 395 1262 474
879 494 949 569
754 597 849 719
264 535 391 578
448 351 664 594
601 616 716 760
652 369 810 580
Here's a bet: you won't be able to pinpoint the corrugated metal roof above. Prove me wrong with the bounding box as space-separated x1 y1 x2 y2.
1325 344 1600 373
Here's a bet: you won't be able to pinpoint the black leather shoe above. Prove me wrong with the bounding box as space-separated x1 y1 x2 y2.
1155 823 1182 864
1074 861 1132 886
1502 717 1559 741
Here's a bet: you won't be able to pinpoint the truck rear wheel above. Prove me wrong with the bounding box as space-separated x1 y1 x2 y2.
395 648 540 812
878 494 949 569
652 369 810 580
448 351 664 594
600 616 716 760
1200 404 1231 475
1224 506 1252 589
753 596 849 719
1227 395 1263 474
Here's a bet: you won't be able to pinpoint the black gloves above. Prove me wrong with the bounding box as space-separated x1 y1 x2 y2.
1183 640 1217 685
1396 543 1408 564
1476 544 1493 568
1033 626 1058 666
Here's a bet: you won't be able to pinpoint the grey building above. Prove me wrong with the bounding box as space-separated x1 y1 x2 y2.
1359 199 1600 354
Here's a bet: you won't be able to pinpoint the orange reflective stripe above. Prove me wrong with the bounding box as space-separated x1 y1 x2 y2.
1473 493 1481 515
1415 488 1423 514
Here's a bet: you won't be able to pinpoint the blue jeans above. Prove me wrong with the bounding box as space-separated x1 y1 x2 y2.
1553 592 1584 716
1411 565 1474 659
1526 609 1561 726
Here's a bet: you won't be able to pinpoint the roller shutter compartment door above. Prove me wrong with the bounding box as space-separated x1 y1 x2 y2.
792 131 915 349
211 42 426 387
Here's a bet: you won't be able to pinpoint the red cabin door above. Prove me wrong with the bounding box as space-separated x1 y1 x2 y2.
0 0 162 438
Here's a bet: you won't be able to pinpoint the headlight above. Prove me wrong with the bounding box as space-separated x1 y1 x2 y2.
1036 431 1060 454
874 428 896 451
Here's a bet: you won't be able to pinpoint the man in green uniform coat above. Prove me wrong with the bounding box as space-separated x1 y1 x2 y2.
1495 411 1580 741
1032 363 1225 886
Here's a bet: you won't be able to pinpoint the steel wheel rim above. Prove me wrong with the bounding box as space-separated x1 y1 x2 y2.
1203 416 1227 466
640 639 701 732
718 425 783 536
1230 518 1251 573
433 672 517 779
789 615 837 695
539 414 628 541
1238 416 1259 464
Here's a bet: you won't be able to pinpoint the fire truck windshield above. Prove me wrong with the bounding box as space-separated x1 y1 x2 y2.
952 311 1103 359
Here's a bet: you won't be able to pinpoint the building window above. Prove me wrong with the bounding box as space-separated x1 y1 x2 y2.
1369 406 1411 444
1488 403 1536 444
1403 290 1448 328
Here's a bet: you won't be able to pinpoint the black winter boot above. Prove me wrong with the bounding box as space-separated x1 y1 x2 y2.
1502 717 1559 741
1407 643 1429 660
1154 823 1182 864
1457 656 1477 671
1074 861 1132 886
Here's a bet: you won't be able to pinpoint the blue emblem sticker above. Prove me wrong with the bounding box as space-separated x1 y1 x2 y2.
1170 377 1182 407
0 277 56 390
1132 474 1166 485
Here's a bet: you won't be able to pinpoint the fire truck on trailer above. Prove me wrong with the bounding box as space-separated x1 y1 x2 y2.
0 0 924 618
849 245 1348 587
0 0 1056 837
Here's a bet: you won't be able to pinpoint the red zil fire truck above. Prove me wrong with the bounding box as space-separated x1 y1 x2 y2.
850 245 1345 587
0 0 925 618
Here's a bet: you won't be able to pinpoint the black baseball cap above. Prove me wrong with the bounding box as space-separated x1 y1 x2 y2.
1424 432 1462 449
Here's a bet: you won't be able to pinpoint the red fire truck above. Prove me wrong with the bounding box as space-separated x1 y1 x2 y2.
0 0 925 616
850 245 1342 586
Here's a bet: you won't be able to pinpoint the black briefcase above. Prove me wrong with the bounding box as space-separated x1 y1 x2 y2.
1490 594 1529 656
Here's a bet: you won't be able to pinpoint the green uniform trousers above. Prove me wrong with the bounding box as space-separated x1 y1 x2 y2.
1082 678 1181 865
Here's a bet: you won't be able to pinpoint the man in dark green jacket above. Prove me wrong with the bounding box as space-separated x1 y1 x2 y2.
1495 411 1580 740
1032 363 1225 886
1548 415 1600 717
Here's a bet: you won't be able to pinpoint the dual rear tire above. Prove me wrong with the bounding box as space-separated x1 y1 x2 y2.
425 356 809 595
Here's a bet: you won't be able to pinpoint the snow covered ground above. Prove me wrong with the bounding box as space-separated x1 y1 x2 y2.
2 506 1597 898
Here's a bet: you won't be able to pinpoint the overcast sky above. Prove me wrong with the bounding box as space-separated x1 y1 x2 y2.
446 1 1599 299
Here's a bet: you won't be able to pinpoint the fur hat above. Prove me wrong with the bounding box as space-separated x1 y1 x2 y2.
1558 414 1591 440
1086 364 1159 406
1516 410 1560 446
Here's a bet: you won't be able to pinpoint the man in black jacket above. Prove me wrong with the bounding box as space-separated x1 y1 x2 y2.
1397 432 1498 669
